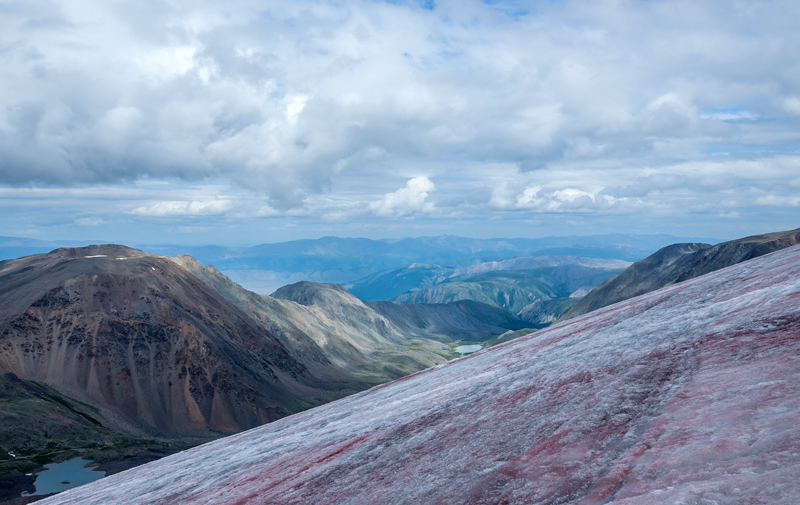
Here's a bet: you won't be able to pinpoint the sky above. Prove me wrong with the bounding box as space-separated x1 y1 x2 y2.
1 0 798 245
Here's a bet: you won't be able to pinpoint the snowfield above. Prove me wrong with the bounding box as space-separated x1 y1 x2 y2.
41 245 800 504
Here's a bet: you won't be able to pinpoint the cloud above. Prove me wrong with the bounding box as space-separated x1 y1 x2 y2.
755 195 800 206
785 97 800 116
0 0 799 241
368 176 435 217
75 217 107 226
129 200 233 216
0 0 797 211
491 183 607 213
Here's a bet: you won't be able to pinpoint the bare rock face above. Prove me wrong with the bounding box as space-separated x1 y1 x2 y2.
37 244 800 505
0 246 365 436
560 227 800 321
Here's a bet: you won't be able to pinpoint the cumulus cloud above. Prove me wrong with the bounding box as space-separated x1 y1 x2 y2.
784 97 800 116
130 200 233 216
490 182 608 213
755 195 800 206
75 217 107 226
368 177 436 217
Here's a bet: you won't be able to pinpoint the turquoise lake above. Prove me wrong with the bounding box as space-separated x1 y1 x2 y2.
22 457 106 497
454 344 482 354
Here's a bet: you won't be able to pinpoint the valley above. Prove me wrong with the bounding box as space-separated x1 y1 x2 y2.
347 255 630 325
2 228 798 503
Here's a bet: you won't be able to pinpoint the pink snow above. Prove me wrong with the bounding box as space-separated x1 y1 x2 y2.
40 245 800 504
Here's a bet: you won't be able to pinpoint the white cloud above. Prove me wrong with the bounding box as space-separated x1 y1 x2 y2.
700 110 757 121
75 217 107 226
368 177 435 217
0 1 797 202
755 195 800 206
515 185 544 209
129 200 233 216
785 97 800 116
492 182 604 213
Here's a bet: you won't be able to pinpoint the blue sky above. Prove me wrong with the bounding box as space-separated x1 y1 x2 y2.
1 0 798 245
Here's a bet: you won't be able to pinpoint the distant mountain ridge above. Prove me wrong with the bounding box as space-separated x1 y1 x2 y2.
0 234 720 294
560 227 800 320
346 256 629 323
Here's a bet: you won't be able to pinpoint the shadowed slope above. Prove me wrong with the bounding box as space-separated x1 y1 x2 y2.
40 244 800 504
369 299 529 342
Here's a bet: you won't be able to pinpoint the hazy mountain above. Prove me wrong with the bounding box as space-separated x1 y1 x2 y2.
368 300 530 343
561 227 800 321
0 237 96 264
217 234 712 293
345 263 456 302
40 243 800 505
350 256 629 317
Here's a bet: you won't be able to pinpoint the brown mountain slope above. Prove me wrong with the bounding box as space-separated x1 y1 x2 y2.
0 245 368 437
560 227 800 320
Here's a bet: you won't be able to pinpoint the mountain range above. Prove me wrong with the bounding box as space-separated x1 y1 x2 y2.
0 244 533 498
37 239 800 504
0 234 719 295
348 256 629 320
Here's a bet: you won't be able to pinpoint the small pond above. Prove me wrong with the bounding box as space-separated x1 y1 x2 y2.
454 344 482 355
22 457 106 497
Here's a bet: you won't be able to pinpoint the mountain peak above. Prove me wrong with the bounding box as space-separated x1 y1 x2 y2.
271 281 356 307
47 243 152 259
